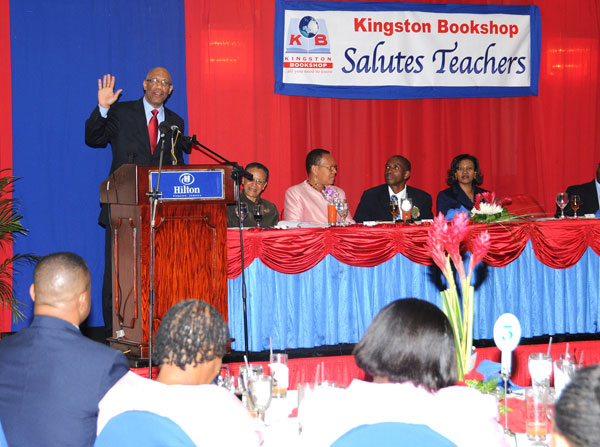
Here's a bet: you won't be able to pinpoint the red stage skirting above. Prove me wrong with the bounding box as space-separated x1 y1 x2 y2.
221 341 600 389
227 219 600 278
131 341 600 388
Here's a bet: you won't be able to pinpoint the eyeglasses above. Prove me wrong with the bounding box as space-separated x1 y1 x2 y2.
319 164 337 171
145 78 172 87
248 178 267 186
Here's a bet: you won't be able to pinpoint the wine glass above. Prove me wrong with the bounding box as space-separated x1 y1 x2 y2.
556 193 568 219
235 202 249 227
335 199 349 226
247 374 273 422
570 194 581 218
253 203 263 227
389 196 399 223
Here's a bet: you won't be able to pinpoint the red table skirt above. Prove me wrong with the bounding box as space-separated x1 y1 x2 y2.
227 219 600 278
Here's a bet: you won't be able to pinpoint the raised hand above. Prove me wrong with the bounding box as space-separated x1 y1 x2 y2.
97 74 123 109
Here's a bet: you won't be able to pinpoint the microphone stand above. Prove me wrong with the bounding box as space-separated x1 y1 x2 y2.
185 136 250 360
145 132 168 380
500 371 515 439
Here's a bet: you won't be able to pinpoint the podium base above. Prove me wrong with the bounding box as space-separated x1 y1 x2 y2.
108 337 148 358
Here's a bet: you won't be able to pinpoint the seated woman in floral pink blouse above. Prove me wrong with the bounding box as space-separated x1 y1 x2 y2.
284 148 353 225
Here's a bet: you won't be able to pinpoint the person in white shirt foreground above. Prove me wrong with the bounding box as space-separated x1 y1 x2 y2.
552 364 600 447
97 299 262 446
298 298 509 447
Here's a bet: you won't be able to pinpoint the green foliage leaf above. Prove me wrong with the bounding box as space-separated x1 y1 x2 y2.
465 377 513 415
0 170 37 322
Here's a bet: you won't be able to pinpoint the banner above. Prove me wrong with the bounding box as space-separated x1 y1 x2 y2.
274 0 541 99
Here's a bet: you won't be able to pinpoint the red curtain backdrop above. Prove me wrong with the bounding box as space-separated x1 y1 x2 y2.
0 0 13 330
184 0 600 218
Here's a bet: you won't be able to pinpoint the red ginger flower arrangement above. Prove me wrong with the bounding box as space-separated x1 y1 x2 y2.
427 211 491 380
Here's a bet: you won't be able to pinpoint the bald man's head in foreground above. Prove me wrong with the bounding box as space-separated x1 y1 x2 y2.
31 252 91 327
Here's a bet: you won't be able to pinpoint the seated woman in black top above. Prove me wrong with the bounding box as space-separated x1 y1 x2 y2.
436 154 487 216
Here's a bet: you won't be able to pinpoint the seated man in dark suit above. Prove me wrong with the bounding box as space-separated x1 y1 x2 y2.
0 252 129 447
354 155 433 222
555 162 600 217
227 162 279 227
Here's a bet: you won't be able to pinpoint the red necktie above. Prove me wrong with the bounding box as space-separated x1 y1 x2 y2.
148 109 159 151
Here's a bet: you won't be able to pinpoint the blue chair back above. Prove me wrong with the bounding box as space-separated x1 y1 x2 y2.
0 419 7 447
95 410 195 447
330 422 457 447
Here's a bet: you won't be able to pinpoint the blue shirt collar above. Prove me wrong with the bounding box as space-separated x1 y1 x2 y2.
142 97 165 124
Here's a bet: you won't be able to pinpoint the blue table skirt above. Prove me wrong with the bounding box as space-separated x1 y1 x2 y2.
228 242 600 352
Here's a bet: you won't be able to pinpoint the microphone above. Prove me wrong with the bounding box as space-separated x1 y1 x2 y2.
243 171 254 181
180 134 200 154
158 121 171 137
170 125 180 133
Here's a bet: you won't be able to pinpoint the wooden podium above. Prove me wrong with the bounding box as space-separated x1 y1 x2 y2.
100 163 234 357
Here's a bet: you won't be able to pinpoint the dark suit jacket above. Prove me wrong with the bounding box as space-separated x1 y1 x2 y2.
85 98 186 225
354 184 434 222
0 315 129 447
554 179 600 217
85 97 186 175
227 191 280 228
436 183 487 216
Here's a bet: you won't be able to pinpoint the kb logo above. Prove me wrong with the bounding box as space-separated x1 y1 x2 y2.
285 16 331 54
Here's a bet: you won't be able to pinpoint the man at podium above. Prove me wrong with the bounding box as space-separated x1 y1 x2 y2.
84 67 187 339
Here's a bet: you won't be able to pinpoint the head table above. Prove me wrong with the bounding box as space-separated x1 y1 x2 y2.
226 219 600 351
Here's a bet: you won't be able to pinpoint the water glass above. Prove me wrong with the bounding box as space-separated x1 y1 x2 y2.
239 365 263 394
269 353 289 398
528 353 552 388
554 355 579 398
526 387 549 444
238 365 263 414
389 196 399 223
